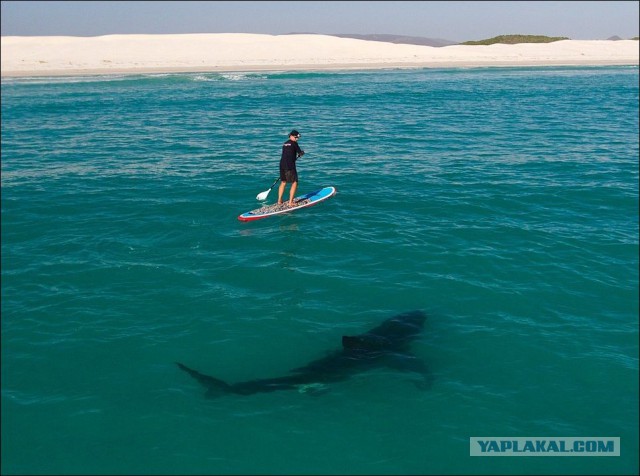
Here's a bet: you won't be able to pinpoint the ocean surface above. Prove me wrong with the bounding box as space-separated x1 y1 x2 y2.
1 65 638 475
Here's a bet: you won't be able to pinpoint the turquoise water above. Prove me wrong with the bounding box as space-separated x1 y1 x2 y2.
1 66 638 475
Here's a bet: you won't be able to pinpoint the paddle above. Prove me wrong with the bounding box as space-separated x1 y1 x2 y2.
256 177 280 201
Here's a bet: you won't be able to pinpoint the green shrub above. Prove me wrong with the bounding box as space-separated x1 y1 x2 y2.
461 35 570 45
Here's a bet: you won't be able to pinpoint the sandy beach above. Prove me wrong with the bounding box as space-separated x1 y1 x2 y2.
1 33 638 77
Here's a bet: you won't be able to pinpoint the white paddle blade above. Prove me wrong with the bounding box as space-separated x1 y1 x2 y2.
256 189 270 201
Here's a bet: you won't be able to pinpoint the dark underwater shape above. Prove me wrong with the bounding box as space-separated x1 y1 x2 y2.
176 310 431 398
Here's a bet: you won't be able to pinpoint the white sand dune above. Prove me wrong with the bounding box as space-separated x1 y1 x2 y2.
1 33 638 77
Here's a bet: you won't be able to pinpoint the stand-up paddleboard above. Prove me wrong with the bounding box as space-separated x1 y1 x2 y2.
238 186 336 222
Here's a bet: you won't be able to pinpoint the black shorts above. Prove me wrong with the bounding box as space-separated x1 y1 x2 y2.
280 169 298 183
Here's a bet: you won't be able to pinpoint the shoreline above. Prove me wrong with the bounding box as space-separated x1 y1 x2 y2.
2 59 638 78
2 34 638 78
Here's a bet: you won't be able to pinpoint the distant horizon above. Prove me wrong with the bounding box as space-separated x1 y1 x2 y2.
1 1 638 41
2 30 638 43
3 31 638 51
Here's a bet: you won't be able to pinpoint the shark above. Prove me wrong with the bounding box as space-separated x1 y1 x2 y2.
176 310 431 397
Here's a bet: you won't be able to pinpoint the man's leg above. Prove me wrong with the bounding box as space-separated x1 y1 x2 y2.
277 181 287 204
289 181 298 205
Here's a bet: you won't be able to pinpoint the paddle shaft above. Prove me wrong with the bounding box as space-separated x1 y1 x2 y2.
266 177 280 191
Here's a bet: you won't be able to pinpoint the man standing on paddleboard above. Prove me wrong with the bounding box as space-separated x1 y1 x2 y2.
277 130 305 206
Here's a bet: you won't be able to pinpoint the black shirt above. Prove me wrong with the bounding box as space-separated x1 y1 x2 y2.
280 139 304 171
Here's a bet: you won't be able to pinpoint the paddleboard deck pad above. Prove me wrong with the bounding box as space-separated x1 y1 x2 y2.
238 186 336 222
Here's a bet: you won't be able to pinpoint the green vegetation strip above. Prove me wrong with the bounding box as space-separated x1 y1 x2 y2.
462 35 570 45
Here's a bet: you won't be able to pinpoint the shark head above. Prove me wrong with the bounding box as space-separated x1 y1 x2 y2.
342 310 426 352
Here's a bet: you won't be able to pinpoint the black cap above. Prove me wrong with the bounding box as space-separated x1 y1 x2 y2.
289 130 300 138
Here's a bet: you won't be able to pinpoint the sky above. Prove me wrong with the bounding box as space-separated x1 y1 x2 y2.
1 1 638 42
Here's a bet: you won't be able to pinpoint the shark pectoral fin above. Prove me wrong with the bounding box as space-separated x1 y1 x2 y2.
404 369 433 391
385 354 433 390
176 362 233 397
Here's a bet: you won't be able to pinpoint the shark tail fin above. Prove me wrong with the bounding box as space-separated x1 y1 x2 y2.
176 362 233 398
